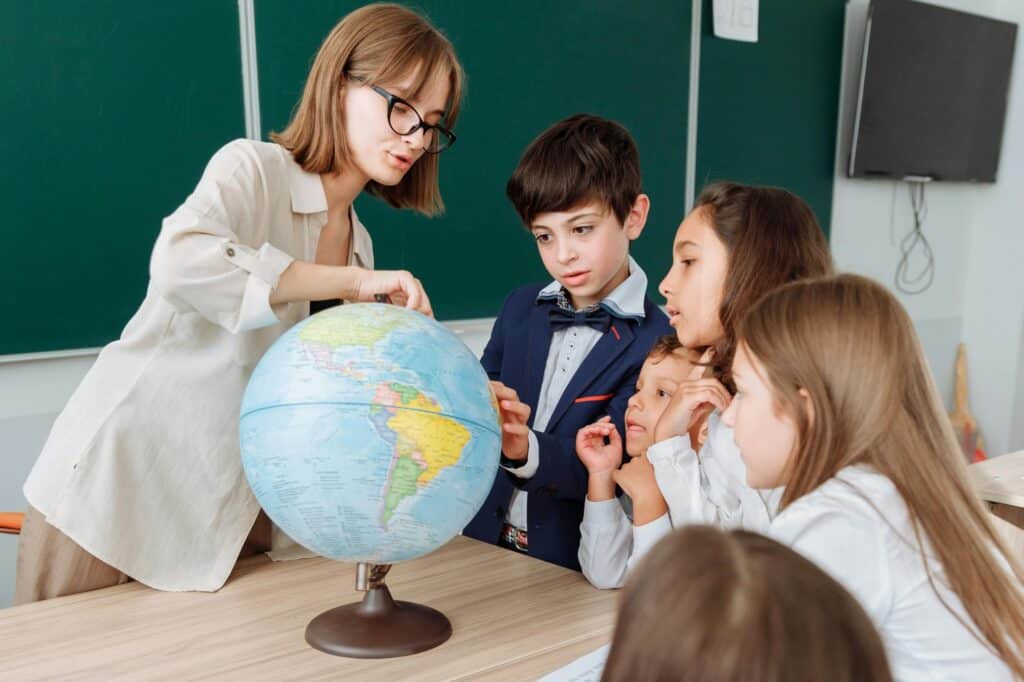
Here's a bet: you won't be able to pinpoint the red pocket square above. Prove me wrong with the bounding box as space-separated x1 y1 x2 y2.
574 394 614 404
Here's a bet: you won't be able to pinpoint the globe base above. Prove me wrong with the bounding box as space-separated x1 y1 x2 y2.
305 583 452 658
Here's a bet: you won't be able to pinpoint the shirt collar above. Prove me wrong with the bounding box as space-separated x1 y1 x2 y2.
536 256 648 320
286 154 328 214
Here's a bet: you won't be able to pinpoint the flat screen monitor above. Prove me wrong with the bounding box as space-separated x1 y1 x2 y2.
849 0 1017 182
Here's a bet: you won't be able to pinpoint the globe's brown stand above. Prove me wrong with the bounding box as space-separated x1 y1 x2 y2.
305 562 452 658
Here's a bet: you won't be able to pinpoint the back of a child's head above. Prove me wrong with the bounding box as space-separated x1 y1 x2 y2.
694 182 833 386
602 526 892 682
506 114 641 227
737 273 1024 677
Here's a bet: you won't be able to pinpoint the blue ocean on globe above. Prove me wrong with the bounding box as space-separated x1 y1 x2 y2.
239 303 500 564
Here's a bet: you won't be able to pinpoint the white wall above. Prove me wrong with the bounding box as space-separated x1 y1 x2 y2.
831 0 1024 456
960 0 1024 458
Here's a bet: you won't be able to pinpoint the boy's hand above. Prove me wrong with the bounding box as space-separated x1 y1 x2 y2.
654 348 731 443
576 416 622 502
491 381 531 462
576 417 623 474
612 453 668 525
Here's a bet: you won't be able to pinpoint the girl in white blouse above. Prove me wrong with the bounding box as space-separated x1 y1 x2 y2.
577 182 832 587
721 274 1024 680
16 4 464 602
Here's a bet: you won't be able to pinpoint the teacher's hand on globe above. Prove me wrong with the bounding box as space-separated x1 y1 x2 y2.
353 268 433 317
270 262 432 317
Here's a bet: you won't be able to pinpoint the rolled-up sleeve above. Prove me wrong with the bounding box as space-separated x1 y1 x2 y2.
648 413 777 533
150 140 295 333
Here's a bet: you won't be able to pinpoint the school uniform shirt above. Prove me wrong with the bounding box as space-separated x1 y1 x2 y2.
587 418 1015 680
578 412 780 588
503 259 648 531
22 138 373 592
772 465 1014 681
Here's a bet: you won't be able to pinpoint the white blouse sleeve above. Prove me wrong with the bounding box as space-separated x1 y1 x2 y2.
647 413 778 533
149 139 295 333
579 497 672 589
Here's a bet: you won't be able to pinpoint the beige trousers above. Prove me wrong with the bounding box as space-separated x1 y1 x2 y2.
14 506 272 605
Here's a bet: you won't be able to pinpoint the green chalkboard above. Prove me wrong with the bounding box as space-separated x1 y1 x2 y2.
0 2 245 355
696 0 845 234
256 0 692 321
3 2 847 355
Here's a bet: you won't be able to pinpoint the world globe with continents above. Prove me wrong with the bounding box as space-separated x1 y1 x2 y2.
239 303 500 564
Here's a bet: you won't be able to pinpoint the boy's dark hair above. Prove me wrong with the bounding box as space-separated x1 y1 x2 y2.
646 334 684 362
506 114 642 227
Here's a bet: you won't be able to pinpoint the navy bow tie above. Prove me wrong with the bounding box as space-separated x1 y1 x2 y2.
546 305 612 333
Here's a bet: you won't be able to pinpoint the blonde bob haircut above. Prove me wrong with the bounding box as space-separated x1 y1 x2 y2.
271 3 464 216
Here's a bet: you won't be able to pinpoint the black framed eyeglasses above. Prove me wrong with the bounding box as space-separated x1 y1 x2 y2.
349 75 456 154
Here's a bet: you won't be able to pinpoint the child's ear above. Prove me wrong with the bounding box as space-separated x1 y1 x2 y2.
798 387 815 428
624 193 651 240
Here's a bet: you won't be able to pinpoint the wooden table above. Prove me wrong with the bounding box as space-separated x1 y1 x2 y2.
969 450 1024 526
0 536 617 681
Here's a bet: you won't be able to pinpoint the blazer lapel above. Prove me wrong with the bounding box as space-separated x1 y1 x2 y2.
518 303 553 427
544 319 636 431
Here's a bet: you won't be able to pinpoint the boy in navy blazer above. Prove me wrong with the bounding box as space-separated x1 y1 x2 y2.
463 114 671 571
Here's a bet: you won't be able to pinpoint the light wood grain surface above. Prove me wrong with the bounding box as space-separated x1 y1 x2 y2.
0 536 617 681
969 450 1024 507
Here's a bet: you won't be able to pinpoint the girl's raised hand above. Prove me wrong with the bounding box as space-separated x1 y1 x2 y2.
653 348 732 443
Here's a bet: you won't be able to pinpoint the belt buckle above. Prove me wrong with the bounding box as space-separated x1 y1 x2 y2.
502 523 528 552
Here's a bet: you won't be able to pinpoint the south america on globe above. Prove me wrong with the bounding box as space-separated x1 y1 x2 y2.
239 303 501 565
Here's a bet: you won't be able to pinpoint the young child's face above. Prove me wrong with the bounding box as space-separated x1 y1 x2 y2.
721 342 799 489
530 201 643 309
659 208 729 348
624 350 695 457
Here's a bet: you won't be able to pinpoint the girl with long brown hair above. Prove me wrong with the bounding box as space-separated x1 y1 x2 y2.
577 182 833 588
721 274 1024 679
17 3 463 602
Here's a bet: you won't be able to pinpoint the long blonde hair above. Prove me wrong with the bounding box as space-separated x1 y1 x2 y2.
739 273 1024 676
271 3 464 216
603 526 892 682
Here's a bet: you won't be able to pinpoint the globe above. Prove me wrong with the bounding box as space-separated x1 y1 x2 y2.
239 303 501 566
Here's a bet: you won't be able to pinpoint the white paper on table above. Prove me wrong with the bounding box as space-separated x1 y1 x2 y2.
713 0 759 43
539 644 610 682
